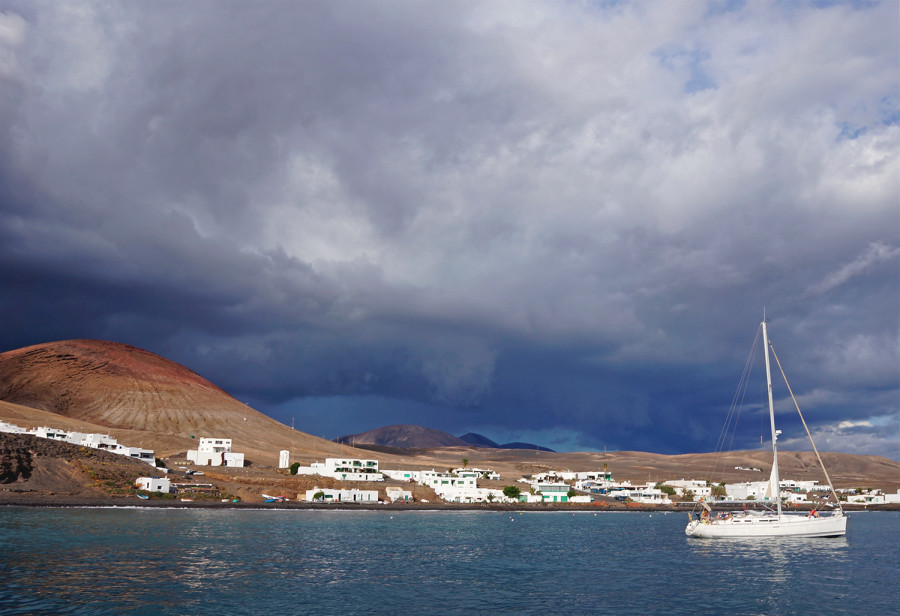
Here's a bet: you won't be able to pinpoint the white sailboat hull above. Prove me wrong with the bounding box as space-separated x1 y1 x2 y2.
685 512 847 538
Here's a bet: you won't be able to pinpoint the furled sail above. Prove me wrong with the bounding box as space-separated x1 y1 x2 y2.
763 465 778 502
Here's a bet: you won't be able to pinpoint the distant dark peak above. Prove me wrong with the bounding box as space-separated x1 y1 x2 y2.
500 442 556 453
334 424 558 452
457 433 500 448
335 424 471 449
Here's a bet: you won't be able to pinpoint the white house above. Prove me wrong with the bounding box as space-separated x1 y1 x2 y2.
439 487 509 503
663 479 712 501
297 458 384 481
452 467 501 481
14 423 156 466
135 477 172 493
534 482 572 503
305 487 379 503
278 450 290 469
420 470 477 494
613 487 672 505
386 487 413 502
0 421 26 433
575 478 618 493
843 490 886 505
78 432 119 450
725 481 769 501
32 426 70 441
186 437 245 467
382 469 420 482
781 479 822 492
532 471 577 482
110 444 156 464
387 469 514 503
534 470 614 483
416 470 511 502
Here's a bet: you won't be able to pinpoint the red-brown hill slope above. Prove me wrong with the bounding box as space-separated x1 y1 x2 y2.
0 340 364 462
0 339 263 434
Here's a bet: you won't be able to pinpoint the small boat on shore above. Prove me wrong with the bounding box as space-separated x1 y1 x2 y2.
137 494 149 500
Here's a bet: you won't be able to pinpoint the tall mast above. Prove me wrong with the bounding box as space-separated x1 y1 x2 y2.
762 319 782 516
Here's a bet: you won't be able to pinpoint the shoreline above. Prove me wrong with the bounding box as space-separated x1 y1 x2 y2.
2 496 897 513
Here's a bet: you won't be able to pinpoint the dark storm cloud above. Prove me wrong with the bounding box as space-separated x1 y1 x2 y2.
0 1 897 458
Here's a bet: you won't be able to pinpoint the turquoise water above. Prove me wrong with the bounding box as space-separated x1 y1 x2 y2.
0 508 896 615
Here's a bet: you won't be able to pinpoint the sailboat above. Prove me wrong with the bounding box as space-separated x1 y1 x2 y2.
685 318 847 538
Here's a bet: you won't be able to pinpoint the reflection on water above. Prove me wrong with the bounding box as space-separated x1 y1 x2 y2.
687 534 851 613
0 509 895 615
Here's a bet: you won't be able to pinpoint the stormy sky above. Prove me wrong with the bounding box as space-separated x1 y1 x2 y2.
0 1 897 458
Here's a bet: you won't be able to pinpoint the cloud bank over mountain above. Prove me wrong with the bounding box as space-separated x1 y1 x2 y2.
0 0 897 457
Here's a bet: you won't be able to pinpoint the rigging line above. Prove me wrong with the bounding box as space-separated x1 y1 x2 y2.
726 331 760 455
768 342 843 511
708 333 756 483
706 326 762 483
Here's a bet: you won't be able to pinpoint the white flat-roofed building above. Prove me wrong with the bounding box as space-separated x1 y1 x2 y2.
135 477 172 493
4 421 156 466
112 444 156 464
187 437 245 467
451 467 501 481
0 421 26 434
725 481 771 501
613 488 672 504
386 487 413 502
420 470 477 494
663 479 712 501
781 479 822 492
382 469 420 482
78 432 118 450
440 487 509 503
532 471 575 482
320 458 383 481
533 470 614 483
31 426 69 441
843 490 886 504
534 482 572 503
304 487 379 503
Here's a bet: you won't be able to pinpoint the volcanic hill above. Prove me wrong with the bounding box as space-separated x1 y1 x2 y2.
340 425 556 452
336 424 472 449
0 340 357 463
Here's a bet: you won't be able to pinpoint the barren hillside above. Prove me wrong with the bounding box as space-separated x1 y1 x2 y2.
0 340 388 465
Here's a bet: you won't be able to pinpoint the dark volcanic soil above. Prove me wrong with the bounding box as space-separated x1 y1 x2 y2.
0 433 160 502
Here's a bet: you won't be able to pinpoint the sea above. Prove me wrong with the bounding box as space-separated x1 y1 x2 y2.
1 508 897 615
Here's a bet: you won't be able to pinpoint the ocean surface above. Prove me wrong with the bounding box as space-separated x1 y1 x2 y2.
1 508 897 615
